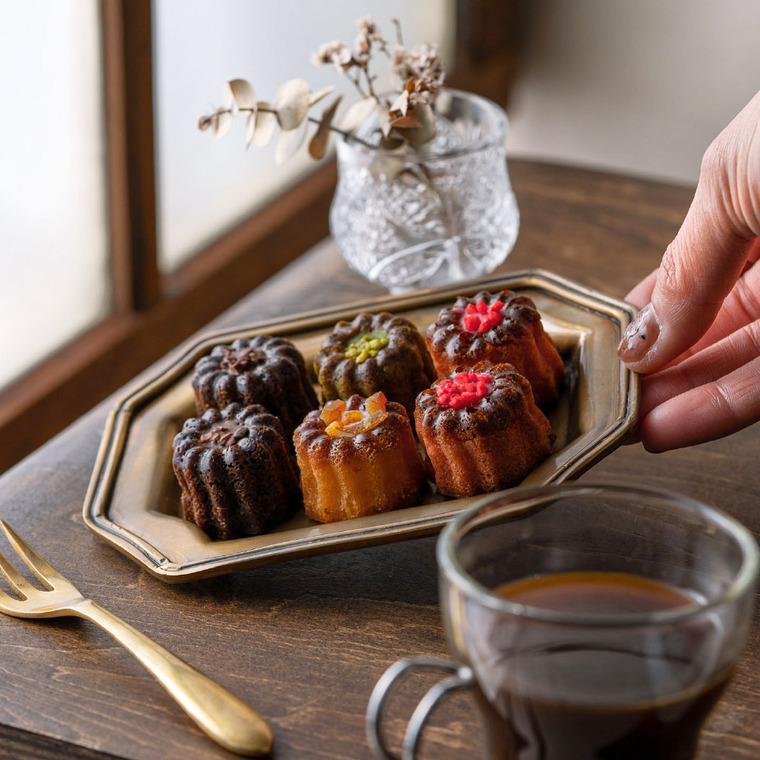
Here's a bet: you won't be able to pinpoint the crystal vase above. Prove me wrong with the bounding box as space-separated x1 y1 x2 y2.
329 89 519 294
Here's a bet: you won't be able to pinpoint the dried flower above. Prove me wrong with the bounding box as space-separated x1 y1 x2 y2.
353 15 386 59
390 43 445 104
200 17 447 162
357 15 380 41
313 41 353 72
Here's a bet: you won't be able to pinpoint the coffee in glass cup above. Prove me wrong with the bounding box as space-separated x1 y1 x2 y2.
366 484 759 760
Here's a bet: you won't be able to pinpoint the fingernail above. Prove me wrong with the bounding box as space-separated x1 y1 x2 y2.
617 303 661 364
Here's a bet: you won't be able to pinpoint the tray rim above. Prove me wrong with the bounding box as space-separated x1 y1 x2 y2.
82 268 639 582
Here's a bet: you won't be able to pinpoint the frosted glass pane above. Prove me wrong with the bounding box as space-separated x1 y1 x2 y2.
0 0 107 390
155 0 454 270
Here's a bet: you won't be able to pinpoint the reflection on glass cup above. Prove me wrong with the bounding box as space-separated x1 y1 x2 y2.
329 89 519 294
367 484 759 760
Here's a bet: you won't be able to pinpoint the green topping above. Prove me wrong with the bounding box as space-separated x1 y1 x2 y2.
345 330 389 363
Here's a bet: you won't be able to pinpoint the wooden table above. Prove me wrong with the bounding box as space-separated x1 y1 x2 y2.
0 161 757 760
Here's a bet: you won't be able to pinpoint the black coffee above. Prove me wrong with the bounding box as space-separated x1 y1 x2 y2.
474 571 731 760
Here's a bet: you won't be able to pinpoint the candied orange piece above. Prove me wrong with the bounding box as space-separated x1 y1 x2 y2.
323 394 389 436
320 399 346 424
362 409 388 431
340 419 368 435
339 410 364 425
325 420 353 438
365 391 387 415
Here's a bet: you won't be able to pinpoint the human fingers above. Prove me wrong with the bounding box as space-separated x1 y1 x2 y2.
624 242 760 371
744 235 760 266
666 251 760 361
637 353 760 451
618 221 754 372
641 246 760 370
618 91 760 373
637 318 760 418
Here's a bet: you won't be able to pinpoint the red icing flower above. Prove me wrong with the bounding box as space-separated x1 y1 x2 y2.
436 371 493 409
460 299 504 333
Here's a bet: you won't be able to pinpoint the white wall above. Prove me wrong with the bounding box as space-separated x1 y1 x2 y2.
507 0 760 185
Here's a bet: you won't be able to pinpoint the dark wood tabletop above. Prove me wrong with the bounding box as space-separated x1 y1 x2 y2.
0 160 757 760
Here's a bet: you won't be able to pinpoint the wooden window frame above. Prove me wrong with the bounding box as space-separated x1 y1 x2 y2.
0 0 518 474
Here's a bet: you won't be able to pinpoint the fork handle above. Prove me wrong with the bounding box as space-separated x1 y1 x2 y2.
70 599 273 756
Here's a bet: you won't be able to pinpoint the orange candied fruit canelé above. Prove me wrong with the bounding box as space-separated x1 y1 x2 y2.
292 392 427 523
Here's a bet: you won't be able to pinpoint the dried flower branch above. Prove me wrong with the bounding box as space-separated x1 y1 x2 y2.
199 16 446 163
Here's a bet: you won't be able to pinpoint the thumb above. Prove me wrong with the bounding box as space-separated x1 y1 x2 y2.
618 97 760 373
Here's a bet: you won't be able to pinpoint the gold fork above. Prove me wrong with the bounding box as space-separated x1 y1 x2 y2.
0 520 273 757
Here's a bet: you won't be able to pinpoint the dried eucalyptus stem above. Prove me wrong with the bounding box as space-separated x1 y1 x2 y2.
199 102 378 151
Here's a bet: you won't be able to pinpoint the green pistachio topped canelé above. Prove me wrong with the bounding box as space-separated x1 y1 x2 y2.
314 312 435 419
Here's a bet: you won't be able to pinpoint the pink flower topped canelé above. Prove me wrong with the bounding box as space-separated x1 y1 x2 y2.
458 300 505 333
436 371 492 409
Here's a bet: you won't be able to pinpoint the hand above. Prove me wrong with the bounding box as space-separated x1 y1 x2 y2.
618 90 760 452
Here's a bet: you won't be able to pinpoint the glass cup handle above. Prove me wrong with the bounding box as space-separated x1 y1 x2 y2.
366 655 474 760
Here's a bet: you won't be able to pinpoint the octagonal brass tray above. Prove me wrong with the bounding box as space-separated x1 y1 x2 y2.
83 270 638 582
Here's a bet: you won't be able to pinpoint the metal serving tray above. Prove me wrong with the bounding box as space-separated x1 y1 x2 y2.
83 270 638 582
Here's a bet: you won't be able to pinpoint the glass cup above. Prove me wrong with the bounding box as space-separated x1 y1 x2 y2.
329 89 519 294
366 483 759 760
